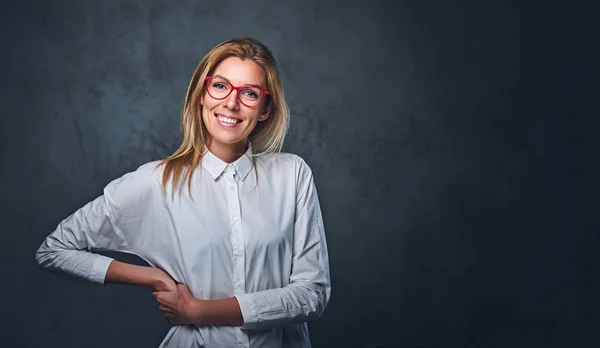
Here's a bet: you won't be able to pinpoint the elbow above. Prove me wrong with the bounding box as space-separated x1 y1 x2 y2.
35 244 51 269
35 238 60 270
300 282 331 323
315 282 331 320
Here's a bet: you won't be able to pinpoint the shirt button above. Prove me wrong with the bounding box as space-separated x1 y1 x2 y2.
233 216 238 221
229 186 235 190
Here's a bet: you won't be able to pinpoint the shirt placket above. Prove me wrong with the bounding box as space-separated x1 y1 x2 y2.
223 165 250 348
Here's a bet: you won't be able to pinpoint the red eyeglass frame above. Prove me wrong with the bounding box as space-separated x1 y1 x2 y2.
205 76 270 107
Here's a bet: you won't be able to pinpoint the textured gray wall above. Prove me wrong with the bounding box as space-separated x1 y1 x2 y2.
1 1 595 347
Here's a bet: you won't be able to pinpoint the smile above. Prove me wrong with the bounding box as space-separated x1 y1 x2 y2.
215 114 242 128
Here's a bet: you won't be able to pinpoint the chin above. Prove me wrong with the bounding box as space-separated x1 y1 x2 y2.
217 138 247 146
209 133 248 146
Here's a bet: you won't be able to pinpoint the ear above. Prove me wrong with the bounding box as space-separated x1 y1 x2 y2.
258 103 270 122
200 95 204 106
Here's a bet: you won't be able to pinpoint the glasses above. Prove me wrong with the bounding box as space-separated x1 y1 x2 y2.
205 76 270 108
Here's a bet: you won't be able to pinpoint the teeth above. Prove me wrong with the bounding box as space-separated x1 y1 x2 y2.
217 115 239 124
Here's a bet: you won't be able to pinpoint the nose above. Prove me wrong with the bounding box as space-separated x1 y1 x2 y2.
224 88 240 110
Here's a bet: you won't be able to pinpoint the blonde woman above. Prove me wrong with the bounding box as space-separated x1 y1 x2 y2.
36 37 331 348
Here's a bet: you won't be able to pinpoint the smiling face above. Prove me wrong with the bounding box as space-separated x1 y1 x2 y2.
201 57 270 162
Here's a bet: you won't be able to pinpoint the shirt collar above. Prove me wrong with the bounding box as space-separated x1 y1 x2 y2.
202 143 254 182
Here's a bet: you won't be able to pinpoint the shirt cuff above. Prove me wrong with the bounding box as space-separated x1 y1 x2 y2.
235 294 260 329
88 255 114 284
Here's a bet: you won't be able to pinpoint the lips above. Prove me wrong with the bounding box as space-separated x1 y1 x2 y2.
215 113 242 127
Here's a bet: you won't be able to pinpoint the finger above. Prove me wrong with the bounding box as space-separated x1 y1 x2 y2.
153 292 174 305
158 305 175 313
153 295 164 305
164 313 177 324
153 290 174 297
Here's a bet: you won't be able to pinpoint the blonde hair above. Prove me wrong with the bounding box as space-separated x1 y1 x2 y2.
157 37 290 196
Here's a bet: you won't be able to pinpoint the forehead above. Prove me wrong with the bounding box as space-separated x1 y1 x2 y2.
212 57 266 87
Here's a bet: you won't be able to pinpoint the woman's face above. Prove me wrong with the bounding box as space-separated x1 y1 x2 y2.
201 57 269 155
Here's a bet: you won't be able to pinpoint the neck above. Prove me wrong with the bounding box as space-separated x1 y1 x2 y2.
207 139 248 163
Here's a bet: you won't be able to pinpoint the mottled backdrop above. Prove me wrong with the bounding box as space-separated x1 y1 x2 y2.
0 1 596 347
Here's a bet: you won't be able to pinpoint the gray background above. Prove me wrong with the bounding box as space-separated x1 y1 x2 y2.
1 0 596 347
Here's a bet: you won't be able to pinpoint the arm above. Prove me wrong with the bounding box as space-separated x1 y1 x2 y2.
152 286 244 326
106 260 176 292
35 194 123 284
234 158 331 329
35 165 174 291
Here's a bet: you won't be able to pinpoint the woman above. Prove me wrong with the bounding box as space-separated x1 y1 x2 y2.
36 37 331 348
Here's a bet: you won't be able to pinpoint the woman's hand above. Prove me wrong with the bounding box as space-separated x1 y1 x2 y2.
149 267 177 292
152 283 201 325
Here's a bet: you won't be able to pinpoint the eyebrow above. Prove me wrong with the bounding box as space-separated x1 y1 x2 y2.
213 75 262 88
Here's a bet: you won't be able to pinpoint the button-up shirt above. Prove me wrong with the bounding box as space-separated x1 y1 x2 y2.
36 145 331 348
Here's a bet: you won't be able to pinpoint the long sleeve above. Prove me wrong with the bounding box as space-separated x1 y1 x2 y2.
235 159 331 330
36 192 123 283
35 162 158 284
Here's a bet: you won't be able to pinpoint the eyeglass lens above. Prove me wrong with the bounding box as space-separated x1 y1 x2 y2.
207 78 263 106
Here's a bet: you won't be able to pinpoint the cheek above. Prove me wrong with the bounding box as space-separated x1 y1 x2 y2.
247 112 263 125
201 106 214 128
201 98 218 118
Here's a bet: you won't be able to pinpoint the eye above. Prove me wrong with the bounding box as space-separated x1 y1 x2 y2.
212 82 229 90
241 89 259 100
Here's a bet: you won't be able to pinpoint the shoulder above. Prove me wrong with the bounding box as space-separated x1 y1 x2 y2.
256 152 314 183
106 160 163 188
103 160 165 207
257 151 312 171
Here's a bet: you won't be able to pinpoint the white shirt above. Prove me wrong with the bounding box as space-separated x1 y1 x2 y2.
36 145 331 348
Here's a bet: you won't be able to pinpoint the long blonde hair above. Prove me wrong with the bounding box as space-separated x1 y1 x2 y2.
158 37 290 196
